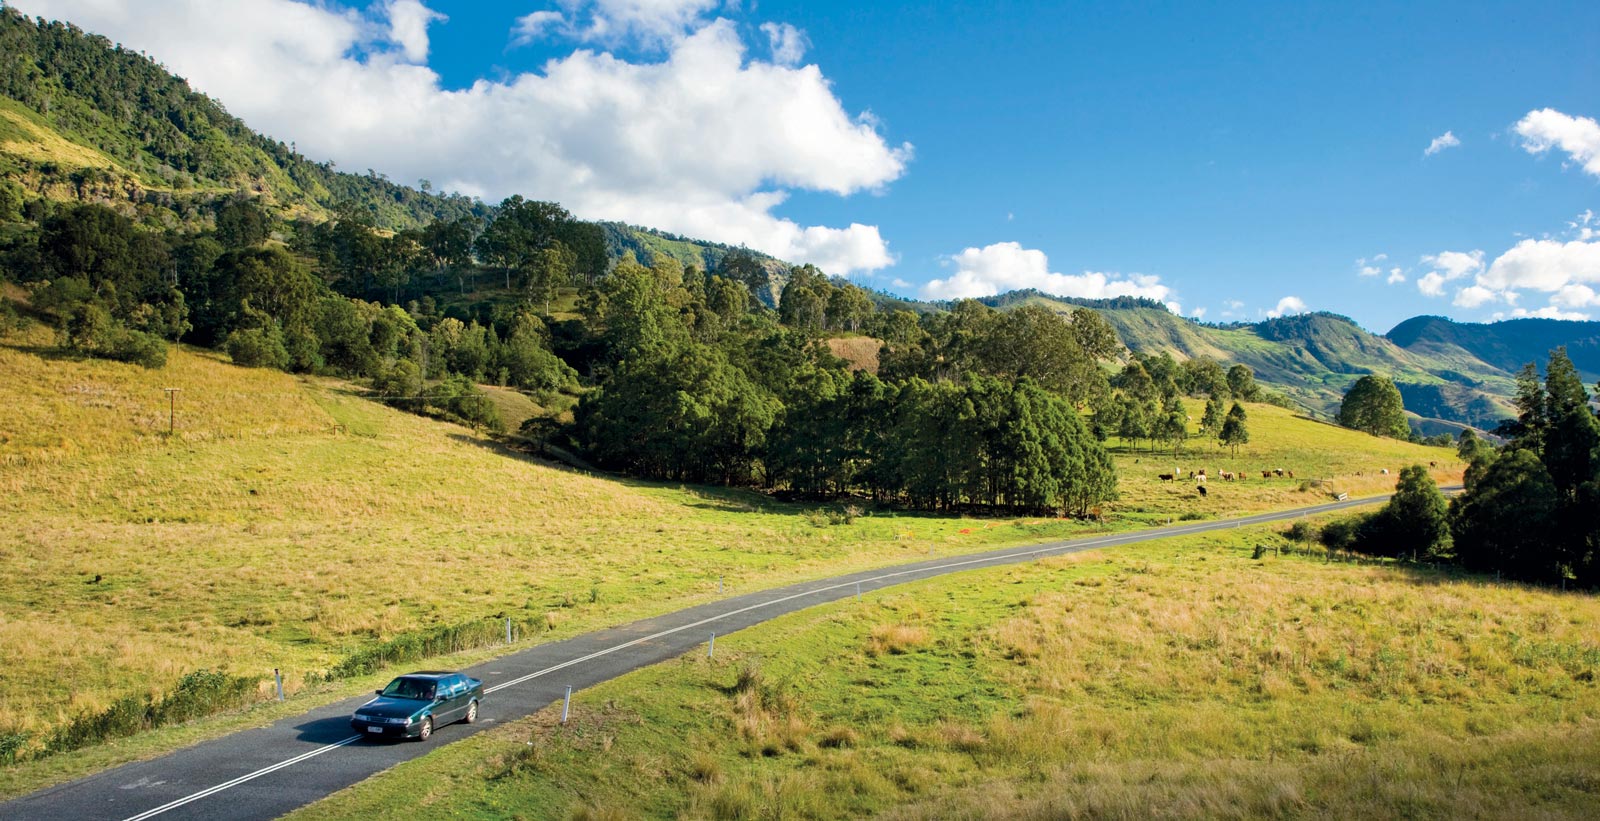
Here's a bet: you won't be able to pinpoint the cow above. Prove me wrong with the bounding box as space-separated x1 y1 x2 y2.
1429 461 1437 467
1221 471 1234 481
1159 473 1175 482
1273 468 1285 477
1287 470 1295 479
1197 485 1208 497
1262 470 1273 479
1381 468 1390 475
1196 472 1207 483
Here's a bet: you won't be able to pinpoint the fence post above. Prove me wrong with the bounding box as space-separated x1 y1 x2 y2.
561 686 572 724
708 632 715 658
274 668 284 702
505 617 513 644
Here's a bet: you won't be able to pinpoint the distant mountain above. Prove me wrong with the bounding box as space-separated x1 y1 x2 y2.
978 291 1529 430
1386 315 1600 380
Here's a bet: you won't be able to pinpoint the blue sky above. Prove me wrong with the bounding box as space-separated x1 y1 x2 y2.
12 0 1600 331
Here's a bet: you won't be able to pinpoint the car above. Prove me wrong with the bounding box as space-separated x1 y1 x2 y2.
350 671 484 741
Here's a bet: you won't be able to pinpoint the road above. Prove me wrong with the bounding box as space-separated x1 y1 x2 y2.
2 492 1416 821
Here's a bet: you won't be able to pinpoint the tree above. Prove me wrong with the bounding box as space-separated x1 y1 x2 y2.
1200 391 1226 434
525 240 576 314
1219 402 1249 457
1337 375 1410 439
1156 396 1187 457
1226 364 1258 401
1450 449 1561 581
1362 465 1451 560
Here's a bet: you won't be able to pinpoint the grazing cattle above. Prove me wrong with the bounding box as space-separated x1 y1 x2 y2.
1197 485 1208 497
1356 471 1363 476
1287 470 1295 479
1262 470 1273 479
1380 468 1390 475
1273 468 1285 477
1429 461 1437 467
1159 473 1175 482
1221 471 1234 481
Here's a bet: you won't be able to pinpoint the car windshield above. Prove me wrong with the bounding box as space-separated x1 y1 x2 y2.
380 678 435 700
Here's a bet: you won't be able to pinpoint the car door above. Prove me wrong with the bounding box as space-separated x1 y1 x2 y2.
441 676 467 721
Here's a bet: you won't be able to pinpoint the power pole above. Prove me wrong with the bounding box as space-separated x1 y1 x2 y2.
163 388 181 435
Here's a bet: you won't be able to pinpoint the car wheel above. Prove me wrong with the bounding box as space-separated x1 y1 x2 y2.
464 700 478 724
417 717 433 741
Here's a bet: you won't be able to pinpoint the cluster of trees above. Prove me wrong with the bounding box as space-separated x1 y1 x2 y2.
570 256 1120 513
1091 351 1256 456
1314 349 1600 588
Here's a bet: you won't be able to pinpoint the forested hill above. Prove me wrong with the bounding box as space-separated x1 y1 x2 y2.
1387 315 1600 379
980 292 1537 431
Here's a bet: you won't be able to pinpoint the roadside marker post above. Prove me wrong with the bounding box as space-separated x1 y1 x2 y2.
855 581 861 600
505 617 513 644
561 686 572 724
273 669 283 702
708 632 715 658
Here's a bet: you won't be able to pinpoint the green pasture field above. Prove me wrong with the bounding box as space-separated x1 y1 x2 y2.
289 525 1600 820
0 326 1457 796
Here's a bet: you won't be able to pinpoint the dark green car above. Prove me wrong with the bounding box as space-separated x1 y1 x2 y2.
350 671 484 741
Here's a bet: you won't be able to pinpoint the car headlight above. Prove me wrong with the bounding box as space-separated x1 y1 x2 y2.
399 716 413 725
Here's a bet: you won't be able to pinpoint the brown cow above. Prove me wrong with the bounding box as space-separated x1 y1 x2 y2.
1221 471 1234 481
1159 473 1175 482
1262 470 1273 479
1287 470 1295 479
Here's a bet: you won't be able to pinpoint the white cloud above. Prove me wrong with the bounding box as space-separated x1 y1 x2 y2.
1551 283 1600 308
1477 239 1600 293
1165 302 1183 315
513 0 722 49
759 22 807 66
890 277 911 289
385 0 444 62
1415 249 1484 298
1569 209 1597 241
12 0 910 274
1264 296 1307 318
1493 306 1593 321
1386 267 1406 285
920 241 1173 302
1423 130 1460 157
1515 108 1600 178
1356 253 1388 276
1453 285 1501 309
1417 272 1448 297
1191 306 1207 319
1225 300 1244 310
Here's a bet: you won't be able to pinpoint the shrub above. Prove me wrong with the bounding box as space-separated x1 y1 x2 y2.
225 325 290 370
102 326 168 368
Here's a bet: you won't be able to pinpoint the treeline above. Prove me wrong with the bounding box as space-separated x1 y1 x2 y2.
1312 348 1600 588
0 191 1125 515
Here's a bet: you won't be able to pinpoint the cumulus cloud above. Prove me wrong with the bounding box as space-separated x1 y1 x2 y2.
385 0 445 62
513 0 721 49
1386 267 1406 285
1423 131 1460 157
1416 250 1484 297
1493 306 1593 321
13 0 909 274
1190 306 1207 319
1418 214 1600 318
1264 296 1308 319
759 22 807 66
1514 108 1600 178
921 241 1173 302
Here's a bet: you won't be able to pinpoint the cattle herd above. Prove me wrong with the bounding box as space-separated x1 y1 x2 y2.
1156 467 1295 483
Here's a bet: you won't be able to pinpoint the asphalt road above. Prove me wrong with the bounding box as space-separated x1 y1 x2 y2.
2 491 1422 821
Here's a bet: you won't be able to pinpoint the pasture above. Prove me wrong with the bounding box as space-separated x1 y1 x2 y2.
288 525 1600 820
0 327 1457 792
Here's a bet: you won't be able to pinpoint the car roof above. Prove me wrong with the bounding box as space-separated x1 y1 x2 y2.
396 671 456 680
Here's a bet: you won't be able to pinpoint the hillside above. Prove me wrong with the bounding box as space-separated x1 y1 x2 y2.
980 292 1523 429
0 9 778 289
1387 315 1600 381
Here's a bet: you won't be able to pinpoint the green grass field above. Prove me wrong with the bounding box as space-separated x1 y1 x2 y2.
287 525 1600 820
0 325 1462 797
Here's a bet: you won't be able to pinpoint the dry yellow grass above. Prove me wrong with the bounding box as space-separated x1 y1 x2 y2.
824 336 881 374
287 531 1599 820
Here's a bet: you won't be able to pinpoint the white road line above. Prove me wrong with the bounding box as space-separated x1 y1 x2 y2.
119 735 362 821
113 493 1397 820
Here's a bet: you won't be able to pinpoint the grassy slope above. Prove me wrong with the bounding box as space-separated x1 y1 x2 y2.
0 324 1457 794
289 527 1600 820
